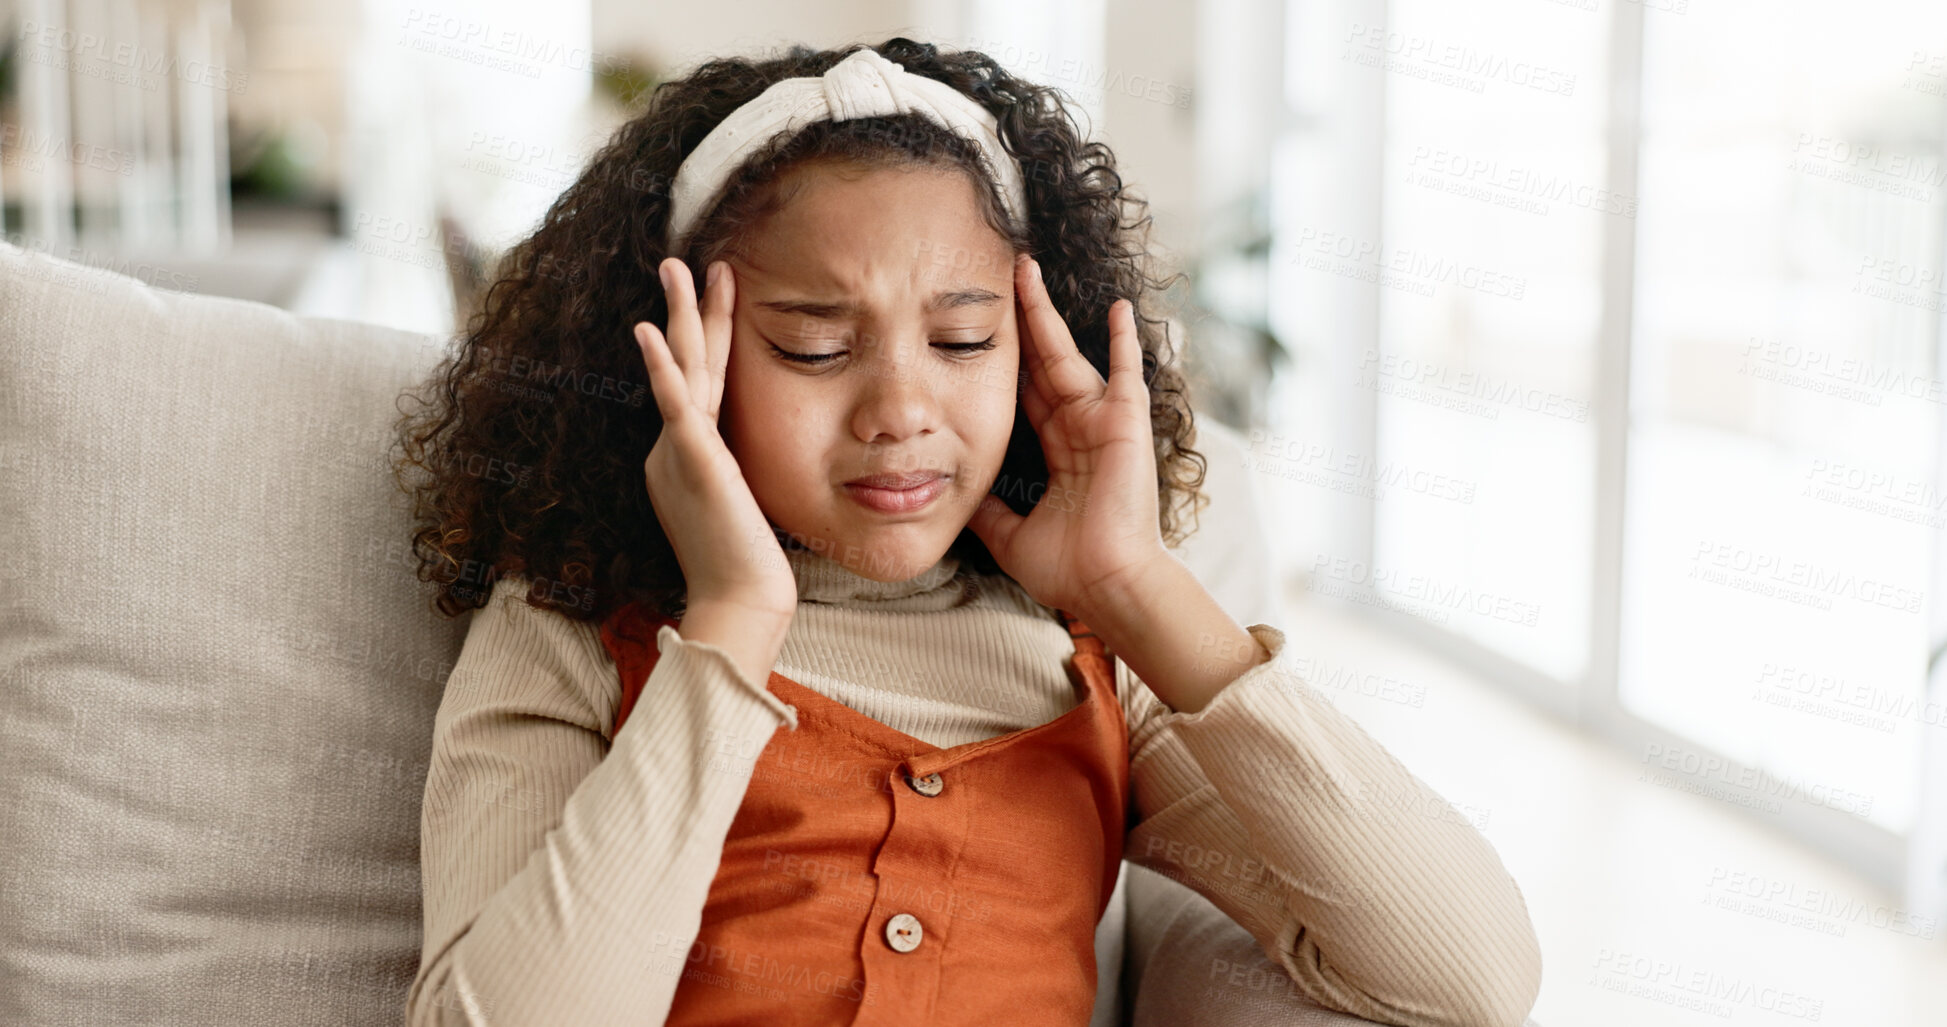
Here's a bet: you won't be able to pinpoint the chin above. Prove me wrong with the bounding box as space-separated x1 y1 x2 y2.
780 520 955 581
852 532 954 581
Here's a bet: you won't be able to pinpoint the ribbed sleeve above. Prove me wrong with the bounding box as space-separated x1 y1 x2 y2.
1120 623 1543 1027
405 576 795 1026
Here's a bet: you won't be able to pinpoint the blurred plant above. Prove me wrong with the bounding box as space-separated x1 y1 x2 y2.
593 53 660 108
229 117 329 201
1 24 16 105
1173 187 1290 430
2 21 18 231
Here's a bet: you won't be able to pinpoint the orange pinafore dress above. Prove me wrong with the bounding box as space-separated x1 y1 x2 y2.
598 600 1132 1026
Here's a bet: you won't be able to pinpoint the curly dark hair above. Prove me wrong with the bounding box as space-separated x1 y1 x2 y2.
390 36 1208 624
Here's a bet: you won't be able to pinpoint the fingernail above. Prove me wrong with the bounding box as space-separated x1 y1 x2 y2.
707 262 722 288
658 261 672 291
1030 258 1042 282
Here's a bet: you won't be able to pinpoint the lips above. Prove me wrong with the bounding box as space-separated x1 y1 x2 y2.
842 471 949 514
844 471 946 489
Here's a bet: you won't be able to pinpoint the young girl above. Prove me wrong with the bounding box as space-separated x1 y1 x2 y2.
394 38 1541 1027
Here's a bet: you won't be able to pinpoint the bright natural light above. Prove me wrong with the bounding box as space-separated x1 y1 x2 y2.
1620 0 1946 836
9 1 1947 1023
1373 0 1608 684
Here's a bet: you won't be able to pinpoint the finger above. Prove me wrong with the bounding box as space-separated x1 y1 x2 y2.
699 261 735 419
1106 299 1147 402
659 257 710 412
1015 256 1105 407
635 320 693 426
1018 361 1053 430
1014 296 1054 430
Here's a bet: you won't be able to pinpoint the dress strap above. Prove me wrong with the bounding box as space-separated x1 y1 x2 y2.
600 600 672 735
1054 608 1116 696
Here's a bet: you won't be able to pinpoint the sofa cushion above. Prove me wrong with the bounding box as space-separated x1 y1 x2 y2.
0 240 465 1025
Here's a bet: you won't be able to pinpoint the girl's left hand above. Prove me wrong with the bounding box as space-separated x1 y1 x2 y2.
966 254 1170 619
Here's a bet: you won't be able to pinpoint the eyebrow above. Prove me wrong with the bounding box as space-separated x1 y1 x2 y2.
755 287 1003 320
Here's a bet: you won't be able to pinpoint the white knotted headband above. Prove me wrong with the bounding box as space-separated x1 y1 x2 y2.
663 47 1029 253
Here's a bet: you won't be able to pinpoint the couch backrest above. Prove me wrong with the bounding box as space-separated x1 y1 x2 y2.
0 240 467 1025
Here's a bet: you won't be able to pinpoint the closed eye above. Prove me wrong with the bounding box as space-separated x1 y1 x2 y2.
936 337 998 356
769 336 998 366
769 343 842 366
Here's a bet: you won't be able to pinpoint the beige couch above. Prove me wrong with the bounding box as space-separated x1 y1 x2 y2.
0 237 1408 1026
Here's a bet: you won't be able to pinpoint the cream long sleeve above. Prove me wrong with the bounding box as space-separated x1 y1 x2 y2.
406 576 796 1026
407 547 1541 1027
1118 635 1544 1026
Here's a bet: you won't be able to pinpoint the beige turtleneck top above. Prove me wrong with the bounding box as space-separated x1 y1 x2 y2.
406 543 1542 1027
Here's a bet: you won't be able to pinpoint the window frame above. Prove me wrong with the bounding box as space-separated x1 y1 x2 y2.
1274 0 1917 896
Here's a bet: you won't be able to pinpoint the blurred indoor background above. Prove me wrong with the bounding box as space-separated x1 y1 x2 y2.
4 0 1946 1023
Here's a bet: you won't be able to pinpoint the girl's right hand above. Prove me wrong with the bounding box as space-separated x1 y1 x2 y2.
634 257 798 623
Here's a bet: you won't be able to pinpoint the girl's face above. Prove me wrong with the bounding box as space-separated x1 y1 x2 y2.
720 161 1021 582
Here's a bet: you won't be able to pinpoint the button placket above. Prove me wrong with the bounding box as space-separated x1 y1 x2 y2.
855 756 965 1023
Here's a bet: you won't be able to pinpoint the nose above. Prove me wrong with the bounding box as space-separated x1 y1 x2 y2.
849 333 943 445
